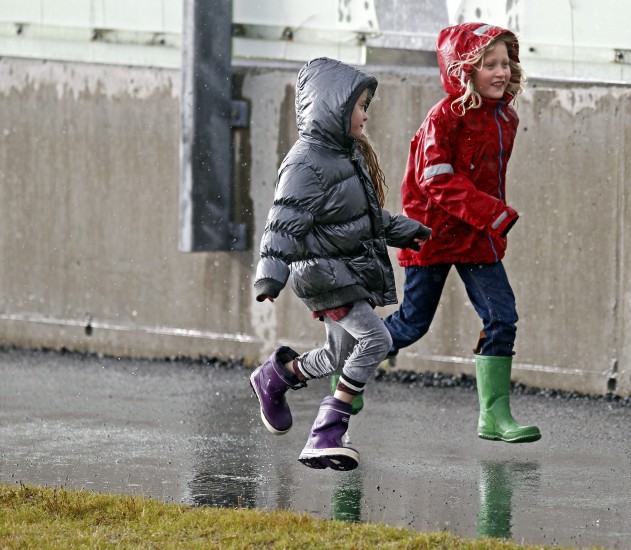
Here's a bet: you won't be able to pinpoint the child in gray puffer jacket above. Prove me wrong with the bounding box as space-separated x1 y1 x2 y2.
251 57 431 471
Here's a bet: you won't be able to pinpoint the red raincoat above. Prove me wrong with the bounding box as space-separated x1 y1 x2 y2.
398 23 520 267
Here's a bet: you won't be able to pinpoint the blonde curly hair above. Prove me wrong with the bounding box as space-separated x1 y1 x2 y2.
449 34 525 116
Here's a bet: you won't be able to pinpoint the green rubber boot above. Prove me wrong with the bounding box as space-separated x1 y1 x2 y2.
330 374 364 415
475 355 541 443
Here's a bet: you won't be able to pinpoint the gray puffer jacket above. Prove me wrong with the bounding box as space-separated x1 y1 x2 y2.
254 57 429 311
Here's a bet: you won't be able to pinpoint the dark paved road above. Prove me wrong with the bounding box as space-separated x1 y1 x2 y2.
1 347 630 548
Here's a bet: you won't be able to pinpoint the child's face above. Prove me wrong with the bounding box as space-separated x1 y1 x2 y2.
350 89 369 139
472 41 511 100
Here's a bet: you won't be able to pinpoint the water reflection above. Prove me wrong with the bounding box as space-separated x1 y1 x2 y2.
476 460 540 539
187 435 259 508
331 470 363 523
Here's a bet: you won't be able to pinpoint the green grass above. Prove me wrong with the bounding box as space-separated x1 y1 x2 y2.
0 482 563 549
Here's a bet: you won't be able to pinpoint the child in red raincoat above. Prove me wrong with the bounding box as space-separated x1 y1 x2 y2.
383 22 541 443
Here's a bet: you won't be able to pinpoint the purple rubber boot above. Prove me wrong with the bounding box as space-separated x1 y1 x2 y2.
250 346 306 435
298 396 359 471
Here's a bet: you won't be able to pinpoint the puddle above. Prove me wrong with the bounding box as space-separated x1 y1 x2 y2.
2 349 631 548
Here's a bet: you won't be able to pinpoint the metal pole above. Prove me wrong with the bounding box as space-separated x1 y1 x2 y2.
179 0 247 252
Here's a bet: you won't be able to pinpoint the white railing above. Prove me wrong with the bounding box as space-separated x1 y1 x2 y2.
0 0 379 67
1 0 631 83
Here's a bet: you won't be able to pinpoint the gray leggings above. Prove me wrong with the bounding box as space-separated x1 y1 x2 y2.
299 300 392 385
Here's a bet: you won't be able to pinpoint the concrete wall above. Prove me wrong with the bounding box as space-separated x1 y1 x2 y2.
1 56 630 396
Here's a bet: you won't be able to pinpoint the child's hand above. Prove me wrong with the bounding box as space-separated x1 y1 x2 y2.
410 225 431 250
413 237 426 247
416 224 432 240
256 289 275 303
409 237 426 251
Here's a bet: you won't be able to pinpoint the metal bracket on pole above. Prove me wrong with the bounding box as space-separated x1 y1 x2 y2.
179 0 248 252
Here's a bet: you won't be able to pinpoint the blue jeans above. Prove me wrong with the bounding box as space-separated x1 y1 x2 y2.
383 262 518 357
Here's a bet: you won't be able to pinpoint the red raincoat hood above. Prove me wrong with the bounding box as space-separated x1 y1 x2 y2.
436 22 520 98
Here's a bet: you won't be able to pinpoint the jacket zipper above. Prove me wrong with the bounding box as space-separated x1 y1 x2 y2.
493 104 506 200
488 104 507 262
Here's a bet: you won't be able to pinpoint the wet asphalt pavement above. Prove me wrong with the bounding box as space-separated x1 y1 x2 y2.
1 347 630 548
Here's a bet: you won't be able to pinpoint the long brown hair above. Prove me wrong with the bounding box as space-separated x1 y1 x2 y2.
356 133 387 208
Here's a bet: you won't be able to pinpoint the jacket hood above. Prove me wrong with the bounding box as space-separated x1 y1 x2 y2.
295 57 378 150
436 22 519 98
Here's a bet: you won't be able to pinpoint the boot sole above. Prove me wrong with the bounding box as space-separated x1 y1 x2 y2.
478 432 541 444
298 448 359 471
249 375 291 436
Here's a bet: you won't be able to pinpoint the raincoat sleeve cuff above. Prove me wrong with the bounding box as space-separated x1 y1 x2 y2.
491 206 519 237
254 279 284 302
